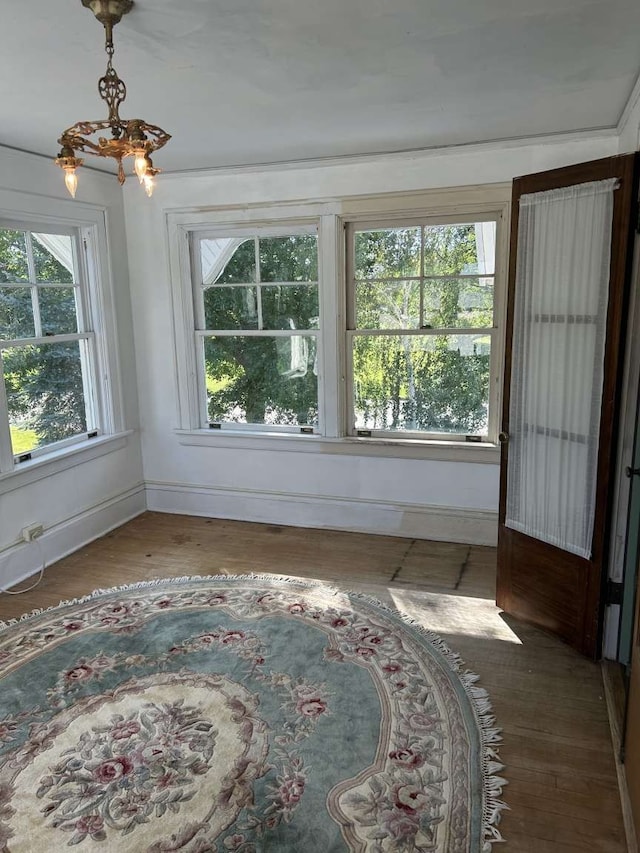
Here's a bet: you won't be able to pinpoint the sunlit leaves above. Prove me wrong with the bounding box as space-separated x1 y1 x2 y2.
202 235 319 426
204 336 318 426
260 236 318 282
352 335 490 434
352 222 495 435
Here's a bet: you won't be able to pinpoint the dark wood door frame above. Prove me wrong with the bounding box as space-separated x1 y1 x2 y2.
497 154 639 659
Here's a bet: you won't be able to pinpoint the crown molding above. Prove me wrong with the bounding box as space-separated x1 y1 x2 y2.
617 70 640 141
158 127 619 182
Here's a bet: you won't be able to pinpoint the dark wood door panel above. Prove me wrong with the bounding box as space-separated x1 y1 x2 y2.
497 152 639 659
498 527 589 648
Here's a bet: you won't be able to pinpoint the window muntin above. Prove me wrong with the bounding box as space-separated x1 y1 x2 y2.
349 220 497 439
0 227 98 462
194 232 320 430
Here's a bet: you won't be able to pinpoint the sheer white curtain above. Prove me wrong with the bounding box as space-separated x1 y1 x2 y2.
200 237 244 284
505 179 618 559
32 233 74 274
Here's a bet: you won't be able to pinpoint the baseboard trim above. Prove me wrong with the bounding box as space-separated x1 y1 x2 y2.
145 480 498 546
0 483 146 592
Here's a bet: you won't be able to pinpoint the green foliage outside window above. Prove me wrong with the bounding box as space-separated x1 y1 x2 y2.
203 236 319 426
201 224 494 434
353 224 493 435
0 229 87 454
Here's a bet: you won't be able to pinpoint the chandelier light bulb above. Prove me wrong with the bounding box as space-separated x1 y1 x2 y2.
133 149 148 183
64 169 78 198
63 166 79 198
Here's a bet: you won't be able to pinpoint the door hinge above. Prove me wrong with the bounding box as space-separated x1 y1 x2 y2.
606 579 624 606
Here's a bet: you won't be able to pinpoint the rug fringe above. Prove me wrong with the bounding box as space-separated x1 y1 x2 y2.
374 596 509 849
0 571 508 848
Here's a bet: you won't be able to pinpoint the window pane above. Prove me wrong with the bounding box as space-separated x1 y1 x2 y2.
0 287 35 338
423 223 496 276
355 281 420 330
352 333 490 435
204 335 318 426
259 235 318 282
203 239 256 284
355 228 420 279
32 234 74 283
0 230 29 282
262 284 319 330
422 277 494 329
203 286 258 330
3 341 88 454
39 287 78 335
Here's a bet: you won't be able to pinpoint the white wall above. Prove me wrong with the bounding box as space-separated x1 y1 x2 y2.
124 131 618 546
0 148 145 590
619 77 640 154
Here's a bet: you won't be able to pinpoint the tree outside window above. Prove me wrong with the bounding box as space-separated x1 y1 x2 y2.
0 227 96 459
194 232 319 430
349 221 496 438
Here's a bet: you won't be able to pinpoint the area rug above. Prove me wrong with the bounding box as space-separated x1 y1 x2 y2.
0 575 506 852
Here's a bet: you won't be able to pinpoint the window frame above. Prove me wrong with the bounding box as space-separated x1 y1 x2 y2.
0 196 126 478
168 186 509 461
345 211 502 443
190 224 322 434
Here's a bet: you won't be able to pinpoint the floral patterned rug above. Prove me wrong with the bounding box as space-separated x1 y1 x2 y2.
0 575 506 852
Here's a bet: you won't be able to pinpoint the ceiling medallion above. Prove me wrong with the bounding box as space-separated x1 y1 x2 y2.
55 0 170 198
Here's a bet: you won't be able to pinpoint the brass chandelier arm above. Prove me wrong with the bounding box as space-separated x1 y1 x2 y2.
58 121 171 158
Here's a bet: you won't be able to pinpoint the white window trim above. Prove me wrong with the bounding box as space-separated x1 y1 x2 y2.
174 428 500 463
167 202 340 434
0 431 133 495
0 192 127 477
166 186 510 461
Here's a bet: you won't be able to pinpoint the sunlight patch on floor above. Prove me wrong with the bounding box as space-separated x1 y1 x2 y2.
390 589 522 644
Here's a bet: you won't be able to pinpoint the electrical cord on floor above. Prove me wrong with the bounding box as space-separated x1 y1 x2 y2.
1 538 47 595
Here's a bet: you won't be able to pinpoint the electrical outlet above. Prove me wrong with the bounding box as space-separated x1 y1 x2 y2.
22 523 44 542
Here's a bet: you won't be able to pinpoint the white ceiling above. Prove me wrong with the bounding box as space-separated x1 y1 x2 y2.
2 0 639 174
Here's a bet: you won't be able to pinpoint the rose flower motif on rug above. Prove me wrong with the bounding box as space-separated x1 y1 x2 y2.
0 575 507 852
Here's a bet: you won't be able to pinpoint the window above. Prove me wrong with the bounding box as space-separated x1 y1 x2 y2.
192 229 320 432
0 224 101 467
347 218 498 440
173 191 506 456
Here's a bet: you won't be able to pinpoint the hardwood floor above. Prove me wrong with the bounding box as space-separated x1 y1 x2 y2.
0 512 628 852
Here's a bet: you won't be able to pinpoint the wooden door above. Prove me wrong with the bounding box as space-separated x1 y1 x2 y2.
497 154 638 659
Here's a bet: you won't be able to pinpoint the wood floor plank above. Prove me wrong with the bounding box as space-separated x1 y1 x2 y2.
504 805 627 851
506 778 624 827
0 512 627 851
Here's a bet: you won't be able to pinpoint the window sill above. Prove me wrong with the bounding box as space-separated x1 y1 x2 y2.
0 431 134 494
175 429 500 463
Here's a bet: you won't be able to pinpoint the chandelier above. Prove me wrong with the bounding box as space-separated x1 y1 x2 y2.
55 0 170 198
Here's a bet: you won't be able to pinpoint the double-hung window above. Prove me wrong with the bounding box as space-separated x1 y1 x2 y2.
346 217 498 440
191 228 320 432
176 194 505 452
0 224 101 466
